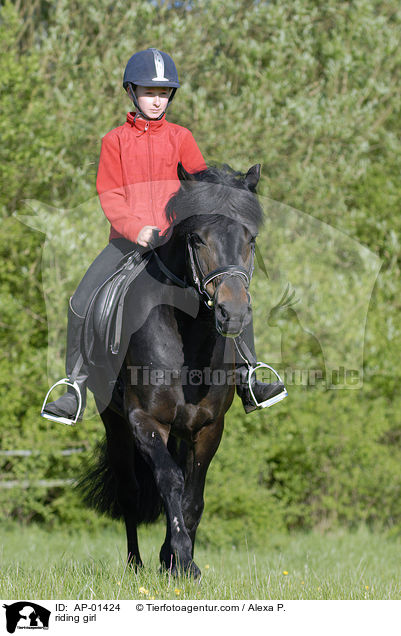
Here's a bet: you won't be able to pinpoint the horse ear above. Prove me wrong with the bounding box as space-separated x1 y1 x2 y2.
245 164 261 192
177 162 196 182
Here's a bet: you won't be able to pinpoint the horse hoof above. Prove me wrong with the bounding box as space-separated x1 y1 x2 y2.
128 557 144 572
159 563 176 576
159 560 201 579
187 561 201 579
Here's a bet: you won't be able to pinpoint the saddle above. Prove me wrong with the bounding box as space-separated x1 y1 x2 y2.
83 249 152 367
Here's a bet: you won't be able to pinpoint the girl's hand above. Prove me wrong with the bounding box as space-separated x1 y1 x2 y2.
137 225 161 247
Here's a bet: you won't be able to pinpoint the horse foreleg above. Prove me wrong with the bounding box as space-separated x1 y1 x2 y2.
128 408 199 577
182 416 225 554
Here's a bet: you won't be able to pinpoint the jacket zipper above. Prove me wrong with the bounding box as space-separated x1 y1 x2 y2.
144 122 156 225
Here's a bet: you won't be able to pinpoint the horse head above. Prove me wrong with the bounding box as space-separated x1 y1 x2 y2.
165 163 263 338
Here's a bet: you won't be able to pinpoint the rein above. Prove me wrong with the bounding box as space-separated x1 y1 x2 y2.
152 249 188 289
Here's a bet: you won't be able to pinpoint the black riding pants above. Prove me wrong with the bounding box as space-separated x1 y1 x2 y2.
71 238 256 366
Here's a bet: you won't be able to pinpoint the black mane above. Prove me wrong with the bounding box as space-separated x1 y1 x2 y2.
164 164 264 237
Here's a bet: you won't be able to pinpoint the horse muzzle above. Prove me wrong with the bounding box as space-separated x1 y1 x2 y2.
214 290 252 338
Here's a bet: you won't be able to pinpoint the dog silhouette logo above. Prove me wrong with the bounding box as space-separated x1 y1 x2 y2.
2 602 51 633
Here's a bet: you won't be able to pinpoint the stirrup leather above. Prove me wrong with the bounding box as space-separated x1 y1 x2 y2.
247 363 288 409
41 378 83 426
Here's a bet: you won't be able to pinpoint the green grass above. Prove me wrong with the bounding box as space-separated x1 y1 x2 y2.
1 522 401 600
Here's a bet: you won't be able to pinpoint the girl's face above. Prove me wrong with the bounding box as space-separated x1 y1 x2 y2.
135 85 171 119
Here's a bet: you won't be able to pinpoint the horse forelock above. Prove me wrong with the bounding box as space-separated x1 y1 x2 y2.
164 165 264 238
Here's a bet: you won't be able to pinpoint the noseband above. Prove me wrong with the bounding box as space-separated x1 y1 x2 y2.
187 235 255 308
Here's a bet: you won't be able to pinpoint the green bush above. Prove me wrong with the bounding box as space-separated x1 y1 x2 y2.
196 389 401 547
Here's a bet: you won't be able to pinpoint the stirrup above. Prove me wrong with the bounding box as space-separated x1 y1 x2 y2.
248 363 288 409
41 378 83 426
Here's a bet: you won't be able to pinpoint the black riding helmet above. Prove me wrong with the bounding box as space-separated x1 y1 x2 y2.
123 48 180 120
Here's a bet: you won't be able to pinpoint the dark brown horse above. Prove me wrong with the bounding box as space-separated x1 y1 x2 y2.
80 163 263 577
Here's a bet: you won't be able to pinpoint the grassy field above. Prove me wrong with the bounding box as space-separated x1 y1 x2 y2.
1 522 400 600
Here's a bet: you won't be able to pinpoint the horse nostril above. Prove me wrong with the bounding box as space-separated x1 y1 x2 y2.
216 304 228 321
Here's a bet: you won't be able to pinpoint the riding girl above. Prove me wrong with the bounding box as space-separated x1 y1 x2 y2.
41 48 287 425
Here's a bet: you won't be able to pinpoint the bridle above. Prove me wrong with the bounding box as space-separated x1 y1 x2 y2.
152 233 255 309
186 235 255 308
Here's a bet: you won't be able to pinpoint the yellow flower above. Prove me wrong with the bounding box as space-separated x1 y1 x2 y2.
139 587 149 595
174 588 181 595
283 571 288 576
365 586 369 590
205 564 210 569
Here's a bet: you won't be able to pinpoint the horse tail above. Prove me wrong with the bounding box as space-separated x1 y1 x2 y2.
77 438 122 519
77 437 163 524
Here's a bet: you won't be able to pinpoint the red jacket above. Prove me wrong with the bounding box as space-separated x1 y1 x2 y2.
96 112 206 243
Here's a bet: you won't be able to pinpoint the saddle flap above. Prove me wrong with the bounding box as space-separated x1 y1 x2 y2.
83 251 151 365
92 274 127 345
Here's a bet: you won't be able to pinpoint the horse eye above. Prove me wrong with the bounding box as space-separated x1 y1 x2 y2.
192 233 205 246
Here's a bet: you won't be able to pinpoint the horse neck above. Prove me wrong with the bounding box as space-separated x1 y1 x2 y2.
157 231 187 283
157 231 219 348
